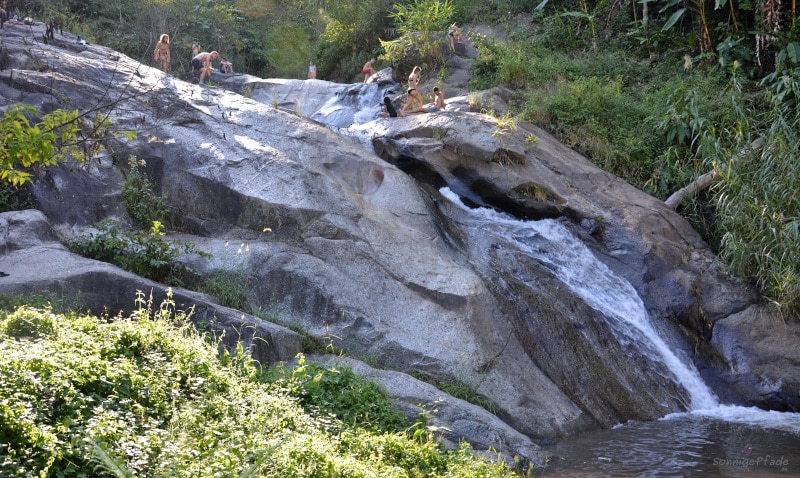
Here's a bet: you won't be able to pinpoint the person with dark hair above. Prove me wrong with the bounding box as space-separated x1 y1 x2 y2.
308 61 317 79
219 57 233 74
381 97 398 118
154 34 171 72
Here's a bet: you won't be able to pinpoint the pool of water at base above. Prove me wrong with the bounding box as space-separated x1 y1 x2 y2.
539 411 800 477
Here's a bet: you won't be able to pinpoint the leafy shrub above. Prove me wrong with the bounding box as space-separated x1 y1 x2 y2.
0 304 516 477
0 183 35 213
70 219 207 285
271 355 409 434
121 156 170 230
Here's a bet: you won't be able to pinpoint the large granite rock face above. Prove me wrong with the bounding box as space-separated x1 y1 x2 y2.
1 22 799 462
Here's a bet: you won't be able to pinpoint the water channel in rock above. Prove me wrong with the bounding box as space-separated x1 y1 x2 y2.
439 188 800 476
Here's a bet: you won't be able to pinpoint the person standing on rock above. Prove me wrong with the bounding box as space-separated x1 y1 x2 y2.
362 59 376 82
192 50 218 86
308 61 317 79
154 34 171 73
448 22 463 51
400 66 424 116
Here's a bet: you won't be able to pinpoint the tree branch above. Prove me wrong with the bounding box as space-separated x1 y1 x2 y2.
664 137 764 210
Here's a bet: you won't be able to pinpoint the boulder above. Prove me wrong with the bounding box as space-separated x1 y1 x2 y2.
304 354 548 468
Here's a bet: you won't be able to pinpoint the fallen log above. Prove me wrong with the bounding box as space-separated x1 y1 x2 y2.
664 137 764 210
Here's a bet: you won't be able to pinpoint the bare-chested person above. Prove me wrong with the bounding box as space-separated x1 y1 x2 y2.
399 66 424 116
406 87 446 114
191 50 218 86
154 34 171 72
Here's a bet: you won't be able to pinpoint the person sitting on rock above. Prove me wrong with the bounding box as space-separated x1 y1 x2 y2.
191 50 218 85
219 57 233 74
381 96 398 118
405 87 446 115
153 34 171 73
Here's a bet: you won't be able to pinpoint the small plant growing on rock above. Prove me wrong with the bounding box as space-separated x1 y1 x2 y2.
70 219 209 285
121 156 170 229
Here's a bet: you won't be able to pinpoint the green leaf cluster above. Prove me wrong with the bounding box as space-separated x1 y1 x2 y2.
70 219 208 285
0 302 517 477
0 105 82 185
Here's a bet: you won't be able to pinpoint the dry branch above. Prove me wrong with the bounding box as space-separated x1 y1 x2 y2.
664 137 764 209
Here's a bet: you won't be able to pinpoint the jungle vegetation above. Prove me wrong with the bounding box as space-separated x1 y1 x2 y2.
5 0 800 316
0 294 518 477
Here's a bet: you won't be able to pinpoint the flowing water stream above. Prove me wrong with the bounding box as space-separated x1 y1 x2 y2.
439 188 800 476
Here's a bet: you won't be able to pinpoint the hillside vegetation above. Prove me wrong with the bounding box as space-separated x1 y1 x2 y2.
3 0 798 314
0 293 517 477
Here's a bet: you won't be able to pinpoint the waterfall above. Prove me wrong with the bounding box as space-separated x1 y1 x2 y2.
440 188 720 411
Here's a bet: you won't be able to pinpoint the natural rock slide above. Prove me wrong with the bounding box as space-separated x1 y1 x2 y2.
1 21 799 466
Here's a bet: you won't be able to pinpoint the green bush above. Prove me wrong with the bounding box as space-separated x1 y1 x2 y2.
0 303 516 477
272 355 409 434
524 75 658 186
0 183 35 213
122 156 170 230
70 219 207 285
198 269 252 313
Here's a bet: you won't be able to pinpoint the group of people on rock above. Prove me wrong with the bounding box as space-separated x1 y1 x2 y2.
153 35 233 85
377 22 463 118
151 21 461 111
381 65 446 118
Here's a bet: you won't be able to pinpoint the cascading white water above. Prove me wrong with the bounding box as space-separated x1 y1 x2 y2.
440 187 720 411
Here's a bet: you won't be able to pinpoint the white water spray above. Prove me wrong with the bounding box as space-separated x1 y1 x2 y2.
440 188 719 410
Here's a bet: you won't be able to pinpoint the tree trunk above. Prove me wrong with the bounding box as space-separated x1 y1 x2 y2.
664 137 764 209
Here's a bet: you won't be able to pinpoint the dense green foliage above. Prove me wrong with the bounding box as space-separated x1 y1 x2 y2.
0 105 86 185
0 299 515 477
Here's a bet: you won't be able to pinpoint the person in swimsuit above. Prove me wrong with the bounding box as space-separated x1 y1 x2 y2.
406 87 446 114
448 22 463 50
381 96 398 118
192 51 218 85
154 34 171 72
308 61 316 79
362 58 376 82
400 66 423 116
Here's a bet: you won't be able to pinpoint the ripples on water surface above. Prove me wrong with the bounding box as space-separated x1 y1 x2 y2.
541 407 800 477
